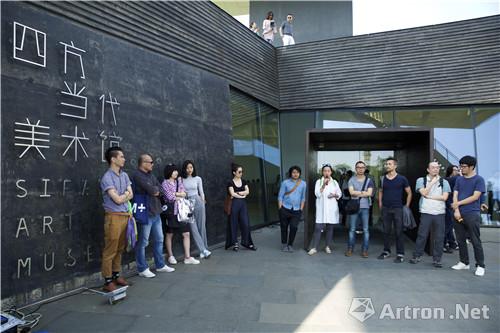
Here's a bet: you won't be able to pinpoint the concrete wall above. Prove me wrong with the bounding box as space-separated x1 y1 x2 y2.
1 2 233 306
250 1 353 47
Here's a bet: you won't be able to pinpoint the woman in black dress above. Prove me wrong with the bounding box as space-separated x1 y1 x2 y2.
225 164 257 251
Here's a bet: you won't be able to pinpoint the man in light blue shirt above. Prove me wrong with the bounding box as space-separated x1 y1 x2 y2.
278 165 307 252
410 161 451 268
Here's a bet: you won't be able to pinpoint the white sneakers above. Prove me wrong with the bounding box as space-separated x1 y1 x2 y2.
157 265 175 273
200 250 212 259
307 248 317 256
452 262 485 276
475 266 485 276
325 246 332 254
168 256 178 265
138 268 156 278
451 262 470 270
184 257 200 265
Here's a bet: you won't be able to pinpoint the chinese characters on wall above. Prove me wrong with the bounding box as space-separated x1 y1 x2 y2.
11 21 125 279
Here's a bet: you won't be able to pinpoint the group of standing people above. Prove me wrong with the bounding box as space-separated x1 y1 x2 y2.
99 147 211 292
99 146 487 292
277 156 487 277
250 11 295 46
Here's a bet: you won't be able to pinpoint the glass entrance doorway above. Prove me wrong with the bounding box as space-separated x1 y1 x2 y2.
304 128 433 249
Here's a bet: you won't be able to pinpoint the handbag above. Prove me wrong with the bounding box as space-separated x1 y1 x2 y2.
345 177 369 215
224 194 232 216
131 182 149 224
177 198 195 223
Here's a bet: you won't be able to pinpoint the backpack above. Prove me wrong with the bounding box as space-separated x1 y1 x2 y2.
423 176 444 189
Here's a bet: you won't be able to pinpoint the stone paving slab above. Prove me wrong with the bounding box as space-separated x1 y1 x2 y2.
33 224 499 332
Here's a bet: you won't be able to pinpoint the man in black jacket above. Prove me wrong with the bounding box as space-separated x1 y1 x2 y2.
132 154 174 278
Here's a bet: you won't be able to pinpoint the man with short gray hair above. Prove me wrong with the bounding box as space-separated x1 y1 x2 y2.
410 161 451 267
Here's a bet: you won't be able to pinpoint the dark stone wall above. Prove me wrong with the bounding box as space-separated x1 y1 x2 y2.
1 2 232 304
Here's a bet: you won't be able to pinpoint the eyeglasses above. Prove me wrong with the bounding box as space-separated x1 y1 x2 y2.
356 166 366 169
237 170 243 174
144 161 154 164
459 165 469 169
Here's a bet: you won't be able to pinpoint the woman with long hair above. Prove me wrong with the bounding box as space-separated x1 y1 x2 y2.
161 164 200 265
181 160 211 259
225 163 257 251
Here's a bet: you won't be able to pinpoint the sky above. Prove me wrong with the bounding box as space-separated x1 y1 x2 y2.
224 0 500 33
353 0 500 35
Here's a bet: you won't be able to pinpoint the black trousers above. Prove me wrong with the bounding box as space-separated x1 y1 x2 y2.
382 207 404 255
444 207 457 247
454 213 485 268
225 198 254 249
279 207 301 246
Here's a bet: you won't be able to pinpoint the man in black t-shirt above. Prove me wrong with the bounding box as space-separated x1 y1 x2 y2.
377 157 412 263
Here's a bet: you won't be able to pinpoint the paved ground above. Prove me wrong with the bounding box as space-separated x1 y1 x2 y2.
34 223 499 332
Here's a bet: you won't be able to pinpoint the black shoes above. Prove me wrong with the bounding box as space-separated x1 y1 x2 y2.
377 252 390 260
393 255 404 263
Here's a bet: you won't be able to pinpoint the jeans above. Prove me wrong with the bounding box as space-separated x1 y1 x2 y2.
279 207 301 246
348 208 369 251
413 213 445 261
454 213 485 268
382 207 404 255
135 214 165 272
444 207 457 247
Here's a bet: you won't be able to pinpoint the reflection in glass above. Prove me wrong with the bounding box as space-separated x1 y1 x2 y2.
474 108 500 226
320 110 393 129
230 89 281 226
231 90 266 226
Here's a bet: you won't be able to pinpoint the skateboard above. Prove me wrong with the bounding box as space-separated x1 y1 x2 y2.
85 285 128 305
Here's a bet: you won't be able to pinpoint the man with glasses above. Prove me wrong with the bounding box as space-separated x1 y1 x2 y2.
280 14 295 46
132 154 174 278
451 156 486 276
345 161 374 258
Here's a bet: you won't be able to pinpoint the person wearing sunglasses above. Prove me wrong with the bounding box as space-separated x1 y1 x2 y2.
132 154 175 278
226 163 257 251
280 14 295 46
308 164 342 255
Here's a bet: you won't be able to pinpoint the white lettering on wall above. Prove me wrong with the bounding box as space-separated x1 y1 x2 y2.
42 215 54 234
44 252 55 271
15 217 29 238
16 179 28 198
17 257 32 278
